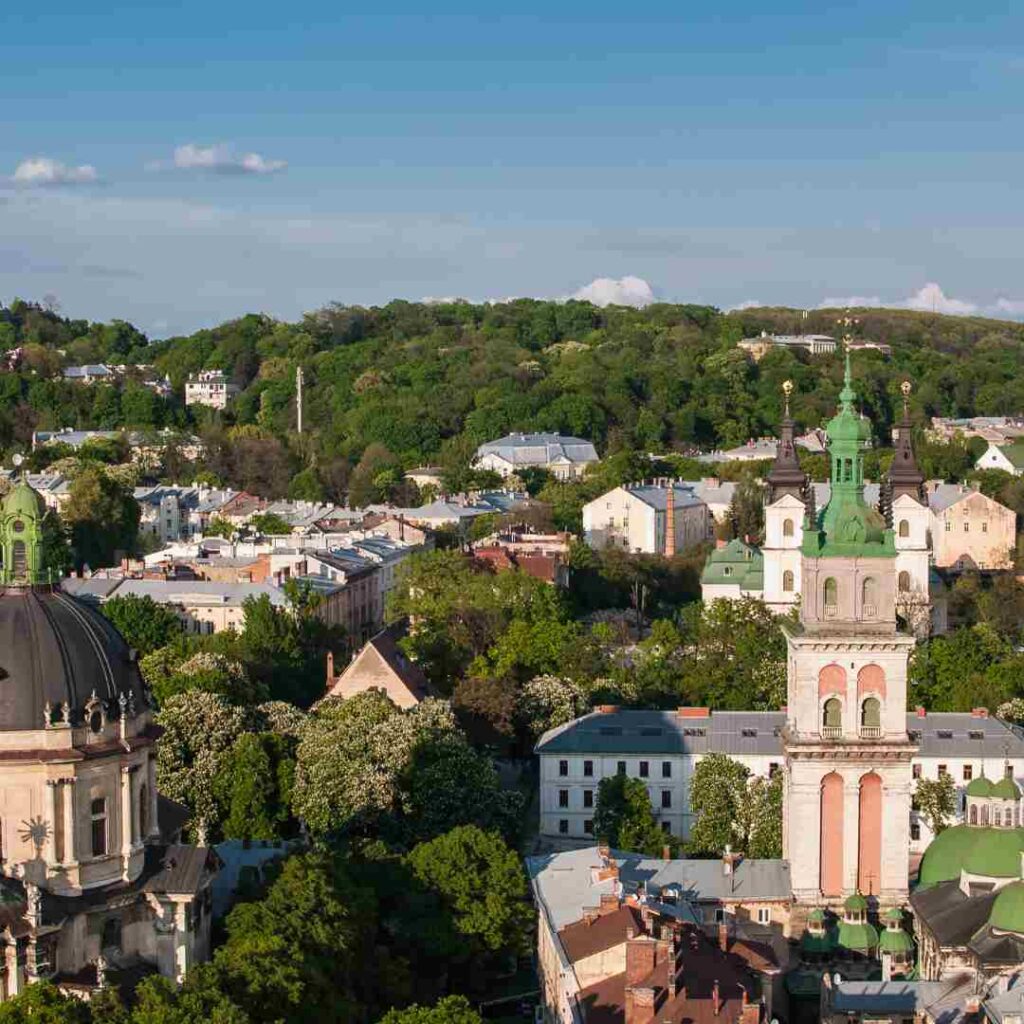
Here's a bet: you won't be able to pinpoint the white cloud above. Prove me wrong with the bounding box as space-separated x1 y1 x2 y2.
903 282 977 315
570 275 654 307
164 143 287 175
728 299 763 311
12 157 98 186
993 297 1024 316
818 295 882 308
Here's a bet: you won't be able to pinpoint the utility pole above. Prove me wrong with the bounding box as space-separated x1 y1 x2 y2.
296 366 304 434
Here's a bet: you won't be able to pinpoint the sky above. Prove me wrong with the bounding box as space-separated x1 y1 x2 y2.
2 0 1024 336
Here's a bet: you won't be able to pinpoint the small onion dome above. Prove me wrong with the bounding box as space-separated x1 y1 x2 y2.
838 918 879 953
844 892 869 914
879 908 913 955
919 825 1024 887
992 777 1022 801
801 908 836 955
881 907 904 925
966 777 995 798
990 881 1024 935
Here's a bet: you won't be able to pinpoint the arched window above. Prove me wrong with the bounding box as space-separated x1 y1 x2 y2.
898 519 910 538
139 783 149 840
101 917 121 951
861 697 881 730
862 577 878 615
970 804 978 825
783 518 794 538
91 798 107 857
844 458 853 482
823 698 842 731
982 805 990 826
994 808 1002 827
11 541 26 576
824 578 838 615
898 571 911 593
783 570 794 592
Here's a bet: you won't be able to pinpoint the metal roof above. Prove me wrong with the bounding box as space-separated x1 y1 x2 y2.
476 432 598 466
537 709 1024 759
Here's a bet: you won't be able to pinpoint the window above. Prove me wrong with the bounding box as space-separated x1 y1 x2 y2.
783 518 794 537
945 521 951 532
683 727 706 737
558 819 569 835
558 760 568 777
782 570 794 593
982 805 990 826
936 729 953 739
91 798 107 857
583 760 594 777
558 789 569 808
714 908 725 924
1007 764 1016 779
822 697 842 730
617 761 626 775
862 577 878 614
898 519 909 538
861 697 881 730
769 762 780 777
662 761 672 779
139 783 149 839
823 578 838 615
982 522 988 533
913 764 922 779
101 917 122 952
756 908 771 925
911 821 920 841
741 728 758 738
964 522 970 533
969 730 984 740
970 804 978 825
584 790 594 809
898 570 911 593
584 819 593 835
661 821 671 833
723 567 732 577
661 791 672 809
995 809 1003 827
938 764 947 777
639 761 649 778
963 765 973 781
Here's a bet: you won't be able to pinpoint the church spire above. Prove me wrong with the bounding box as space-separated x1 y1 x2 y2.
887 380 926 505
766 379 808 504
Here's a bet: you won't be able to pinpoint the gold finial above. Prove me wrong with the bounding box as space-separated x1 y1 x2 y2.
901 379 912 418
782 379 793 418
901 380 912 397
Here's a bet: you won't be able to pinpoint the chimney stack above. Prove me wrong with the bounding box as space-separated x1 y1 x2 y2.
326 651 335 687
718 922 729 953
626 935 658 986
662 844 671 862
712 980 721 1016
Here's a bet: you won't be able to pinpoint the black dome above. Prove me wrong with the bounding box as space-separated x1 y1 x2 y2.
0 587 147 731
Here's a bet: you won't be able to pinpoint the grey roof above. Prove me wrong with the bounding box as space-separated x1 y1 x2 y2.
476 432 598 467
831 978 973 1022
617 483 709 512
0 587 148 730
643 857 791 903
537 709 1024 760
140 845 220 895
60 577 124 604
111 579 287 607
909 880 998 946
982 977 1024 1024
928 483 986 513
684 480 737 506
526 846 622 931
63 364 113 378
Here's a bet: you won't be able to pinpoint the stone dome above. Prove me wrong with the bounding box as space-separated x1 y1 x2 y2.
990 881 1024 934
0 586 147 731
918 825 1024 887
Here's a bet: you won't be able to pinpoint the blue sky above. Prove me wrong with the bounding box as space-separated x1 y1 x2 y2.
2 0 1023 335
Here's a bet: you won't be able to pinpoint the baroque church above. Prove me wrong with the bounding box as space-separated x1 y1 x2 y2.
0 479 217 999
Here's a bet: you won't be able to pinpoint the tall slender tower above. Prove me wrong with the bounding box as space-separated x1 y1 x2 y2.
782 348 916 909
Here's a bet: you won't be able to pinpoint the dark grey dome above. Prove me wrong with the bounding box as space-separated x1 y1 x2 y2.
0 587 147 731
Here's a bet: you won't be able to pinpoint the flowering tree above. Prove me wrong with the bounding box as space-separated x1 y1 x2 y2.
515 675 585 741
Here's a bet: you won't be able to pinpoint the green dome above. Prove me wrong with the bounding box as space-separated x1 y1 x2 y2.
993 777 1021 800
881 907 904 924
966 777 995 798
825 406 872 445
807 908 826 923
918 825 1024 887
845 892 869 912
1 481 45 520
801 927 836 955
990 881 1024 934
878 926 914 954
837 920 879 952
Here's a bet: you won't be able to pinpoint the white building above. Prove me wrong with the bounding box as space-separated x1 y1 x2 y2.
184 370 240 410
581 481 714 555
975 441 1024 477
475 432 598 480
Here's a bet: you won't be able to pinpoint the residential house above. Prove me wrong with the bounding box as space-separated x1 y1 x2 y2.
62 363 115 384
475 432 599 480
323 621 431 708
184 370 239 409
975 441 1024 478
738 332 837 360
928 483 1016 570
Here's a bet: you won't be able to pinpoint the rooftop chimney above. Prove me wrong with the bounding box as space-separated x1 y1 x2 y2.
626 936 658 986
718 922 729 953
712 979 721 1016
972 707 990 718
665 484 676 558
916 706 926 718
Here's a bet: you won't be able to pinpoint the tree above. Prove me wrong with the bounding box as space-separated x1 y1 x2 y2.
592 774 667 855
915 773 957 836
379 997 483 1024
205 516 236 540
102 594 183 655
0 983 91 1023
219 732 297 841
248 512 293 536
515 675 586 741
687 753 752 857
63 465 140 569
744 772 783 858
725 477 765 543
406 826 534 958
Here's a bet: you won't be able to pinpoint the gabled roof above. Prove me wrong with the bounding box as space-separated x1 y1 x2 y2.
327 621 431 703
558 905 643 963
996 442 1024 470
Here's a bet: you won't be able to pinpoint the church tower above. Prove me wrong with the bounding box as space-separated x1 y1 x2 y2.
782 348 917 908
762 380 810 610
0 479 49 585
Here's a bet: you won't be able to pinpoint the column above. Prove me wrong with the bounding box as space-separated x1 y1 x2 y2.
120 767 134 876
62 779 77 866
881 773 913 900
44 782 59 869
843 779 860 894
148 758 159 840
174 902 189 983
788 773 822 899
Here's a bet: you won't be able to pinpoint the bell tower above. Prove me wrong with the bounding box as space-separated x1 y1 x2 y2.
782 341 917 908
0 479 49 586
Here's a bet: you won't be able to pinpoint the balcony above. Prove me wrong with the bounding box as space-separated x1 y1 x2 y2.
824 604 838 619
860 726 882 739
863 604 877 617
820 726 843 739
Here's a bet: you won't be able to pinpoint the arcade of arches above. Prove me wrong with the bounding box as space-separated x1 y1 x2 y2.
820 771 884 897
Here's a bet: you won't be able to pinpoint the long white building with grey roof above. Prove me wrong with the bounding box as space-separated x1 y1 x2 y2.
536 707 1024 854
475 432 599 480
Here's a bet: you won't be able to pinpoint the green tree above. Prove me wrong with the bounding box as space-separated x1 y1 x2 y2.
379 997 483 1024
102 594 182 655
915 773 957 836
687 753 752 857
592 774 667 855
248 512 293 536
0 983 92 1023
406 826 534 959
219 732 297 840
64 465 140 569
204 516 236 540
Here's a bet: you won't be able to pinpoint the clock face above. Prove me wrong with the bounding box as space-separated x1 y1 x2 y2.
12 520 24 534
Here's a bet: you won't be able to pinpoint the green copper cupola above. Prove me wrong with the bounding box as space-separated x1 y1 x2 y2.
802 347 895 557
0 479 50 585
